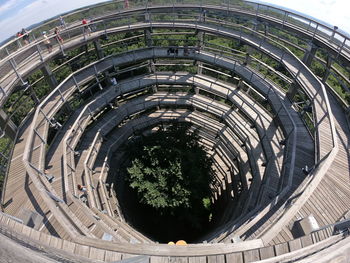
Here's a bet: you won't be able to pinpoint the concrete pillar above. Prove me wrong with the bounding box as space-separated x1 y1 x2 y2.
302 41 318 67
0 109 17 140
93 40 104 60
41 63 57 89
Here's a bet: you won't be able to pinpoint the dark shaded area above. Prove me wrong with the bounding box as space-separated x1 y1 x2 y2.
112 123 214 242
121 180 212 243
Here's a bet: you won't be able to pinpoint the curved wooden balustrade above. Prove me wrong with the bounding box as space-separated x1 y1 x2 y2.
3 47 340 248
0 2 349 261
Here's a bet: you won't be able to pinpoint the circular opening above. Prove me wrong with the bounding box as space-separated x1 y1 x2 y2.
109 122 236 242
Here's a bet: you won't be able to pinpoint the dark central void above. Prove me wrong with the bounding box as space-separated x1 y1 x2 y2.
111 123 220 243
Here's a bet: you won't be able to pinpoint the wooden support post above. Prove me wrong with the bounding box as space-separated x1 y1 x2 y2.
144 28 152 47
152 85 158 93
148 60 155 74
93 39 104 59
197 31 204 75
197 10 205 75
302 41 318 67
263 22 268 36
252 19 258 31
287 81 298 100
0 109 17 140
144 27 154 73
41 63 58 89
322 55 333 83
237 79 244 90
25 84 39 105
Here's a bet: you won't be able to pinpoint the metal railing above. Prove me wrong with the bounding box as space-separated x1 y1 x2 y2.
0 14 336 160
0 2 348 108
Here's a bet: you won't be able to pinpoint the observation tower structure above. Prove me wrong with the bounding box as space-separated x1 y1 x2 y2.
0 1 350 262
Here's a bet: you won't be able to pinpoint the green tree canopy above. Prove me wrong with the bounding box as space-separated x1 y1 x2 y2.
127 123 212 211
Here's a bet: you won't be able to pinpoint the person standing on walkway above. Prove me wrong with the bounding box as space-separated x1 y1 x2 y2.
82 18 92 36
21 28 30 45
78 184 87 192
124 0 129 8
59 16 66 28
42 32 52 53
54 27 63 44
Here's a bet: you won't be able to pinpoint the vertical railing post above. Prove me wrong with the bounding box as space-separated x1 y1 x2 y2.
83 27 86 41
72 75 80 92
311 24 318 41
306 20 312 32
58 88 65 102
336 38 346 59
58 40 65 56
9 59 25 85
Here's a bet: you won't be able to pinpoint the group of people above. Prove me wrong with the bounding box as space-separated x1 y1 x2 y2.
14 0 136 50
16 28 30 45
167 45 198 56
14 0 135 52
42 16 65 53
167 47 179 55
38 27 63 53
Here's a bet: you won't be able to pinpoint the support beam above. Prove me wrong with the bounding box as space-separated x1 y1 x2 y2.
197 31 204 75
40 63 57 89
148 60 156 73
244 47 254 66
287 81 299 100
302 41 318 67
263 22 268 36
0 109 17 140
322 55 333 83
93 40 104 59
28 84 39 105
151 85 158 93
144 29 152 47
252 19 259 31
237 79 244 89
144 14 153 74
196 10 206 75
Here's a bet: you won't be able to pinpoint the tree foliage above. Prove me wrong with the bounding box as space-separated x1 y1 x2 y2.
127 123 212 211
